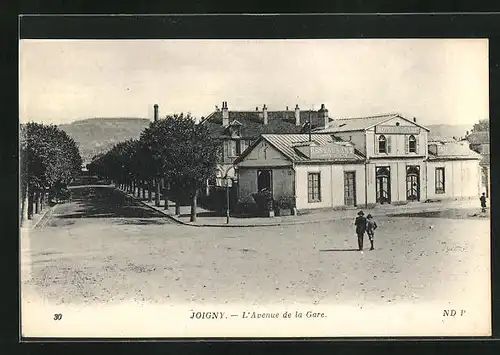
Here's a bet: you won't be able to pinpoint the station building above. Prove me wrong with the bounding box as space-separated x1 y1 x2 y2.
234 113 482 211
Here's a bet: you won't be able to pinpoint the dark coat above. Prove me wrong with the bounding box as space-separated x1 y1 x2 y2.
480 195 487 207
355 216 367 234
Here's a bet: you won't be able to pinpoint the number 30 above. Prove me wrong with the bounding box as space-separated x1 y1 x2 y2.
53 313 63 320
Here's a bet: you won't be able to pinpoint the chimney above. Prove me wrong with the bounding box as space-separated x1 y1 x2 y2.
295 104 301 126
263 104 268 125
154 104 159 122
222 101 229 126
256 106 259 111
286 106 289 111
413 117 417 123
215 105 220 112
319 103 329 128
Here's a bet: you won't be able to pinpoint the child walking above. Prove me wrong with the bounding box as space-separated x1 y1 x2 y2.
366 214 378 251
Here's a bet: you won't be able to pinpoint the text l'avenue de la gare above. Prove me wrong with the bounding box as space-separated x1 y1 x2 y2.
189 310 327 320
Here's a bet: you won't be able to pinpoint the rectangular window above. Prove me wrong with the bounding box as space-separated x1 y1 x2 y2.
308 173 321 202
225 140 237 157
435 167 445 194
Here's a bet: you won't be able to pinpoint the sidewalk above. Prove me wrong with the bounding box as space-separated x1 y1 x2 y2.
117 187 484 228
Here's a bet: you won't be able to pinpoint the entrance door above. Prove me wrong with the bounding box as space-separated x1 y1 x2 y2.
257 170 272 194
344 171 356 206
375 166 391 204
406 166 420 201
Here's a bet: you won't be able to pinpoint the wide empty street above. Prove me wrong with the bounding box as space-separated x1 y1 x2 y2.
21 185 490 308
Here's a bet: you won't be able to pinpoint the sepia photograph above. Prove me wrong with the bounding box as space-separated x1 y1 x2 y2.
19 38 491 338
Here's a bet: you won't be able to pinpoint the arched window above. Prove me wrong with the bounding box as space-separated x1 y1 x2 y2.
408 135 417 153
378 135 387 153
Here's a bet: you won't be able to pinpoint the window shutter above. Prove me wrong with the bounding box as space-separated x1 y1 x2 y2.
415 136 419 154
387 136 392 153
405 135 409 154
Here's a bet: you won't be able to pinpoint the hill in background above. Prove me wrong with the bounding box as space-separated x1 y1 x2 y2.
58 118 151 163
58 118 476 164
426 124 472 140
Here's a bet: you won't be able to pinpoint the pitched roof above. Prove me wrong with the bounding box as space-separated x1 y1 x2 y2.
466 131 489 145
201 110 332 138
235 134 365 164
428 141 482 161
314 113 430 133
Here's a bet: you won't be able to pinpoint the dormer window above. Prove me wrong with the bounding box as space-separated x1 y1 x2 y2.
378 135 387 153
408 135 417 153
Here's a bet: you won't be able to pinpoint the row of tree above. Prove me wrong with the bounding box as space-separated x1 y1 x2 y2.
87 114 220 222
20 122 83 224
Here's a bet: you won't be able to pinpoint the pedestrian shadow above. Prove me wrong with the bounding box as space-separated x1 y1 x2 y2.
319 249 359 252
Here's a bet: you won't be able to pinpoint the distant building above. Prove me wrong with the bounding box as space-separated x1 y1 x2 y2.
200 102 333 207
464 131 490 197
234 113 482 211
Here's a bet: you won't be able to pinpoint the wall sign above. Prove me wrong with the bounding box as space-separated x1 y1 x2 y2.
376 125 420 134
310 145 353 159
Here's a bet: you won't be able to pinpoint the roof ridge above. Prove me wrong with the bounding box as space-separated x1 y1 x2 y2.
334 112 400 121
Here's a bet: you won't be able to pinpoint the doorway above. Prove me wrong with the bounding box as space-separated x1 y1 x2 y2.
406 165 420 201
344 171 357 206
257 170 272 194
375 166 391 204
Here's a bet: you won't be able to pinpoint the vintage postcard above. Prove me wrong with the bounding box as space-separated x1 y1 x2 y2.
19 38 491 338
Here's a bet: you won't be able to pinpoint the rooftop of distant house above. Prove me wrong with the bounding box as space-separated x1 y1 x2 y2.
428 140 482 161
201 103 333 139
428 135 459 143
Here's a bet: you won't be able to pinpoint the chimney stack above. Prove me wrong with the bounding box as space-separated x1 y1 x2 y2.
295 104 301 126
263 104 268 125
413 117 417 123
319 103 329 128
154 104 159 122
222 101 229 126
286 106 289 111
256 106 259 111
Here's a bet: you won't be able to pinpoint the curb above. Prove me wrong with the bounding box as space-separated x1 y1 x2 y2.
28 204 57 230
115 188 188 226
114 187 480 228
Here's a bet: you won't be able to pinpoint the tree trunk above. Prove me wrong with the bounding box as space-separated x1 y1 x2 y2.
175 201 181 215
35 191 40 214
40 191 44 211
155 178 161 207
28 191 34 220
21 184 29 224
148 181 153 202
163 183 169 210
142 181 146 199
190 190 198 222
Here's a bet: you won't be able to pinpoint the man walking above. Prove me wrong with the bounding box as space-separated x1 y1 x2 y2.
480 192 487 213
354 210 367 251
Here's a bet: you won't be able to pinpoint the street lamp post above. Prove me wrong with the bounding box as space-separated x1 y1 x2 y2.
221 166 234 225
226 175 230 224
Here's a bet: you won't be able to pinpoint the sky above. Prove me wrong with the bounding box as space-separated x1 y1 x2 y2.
19 39 489 126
